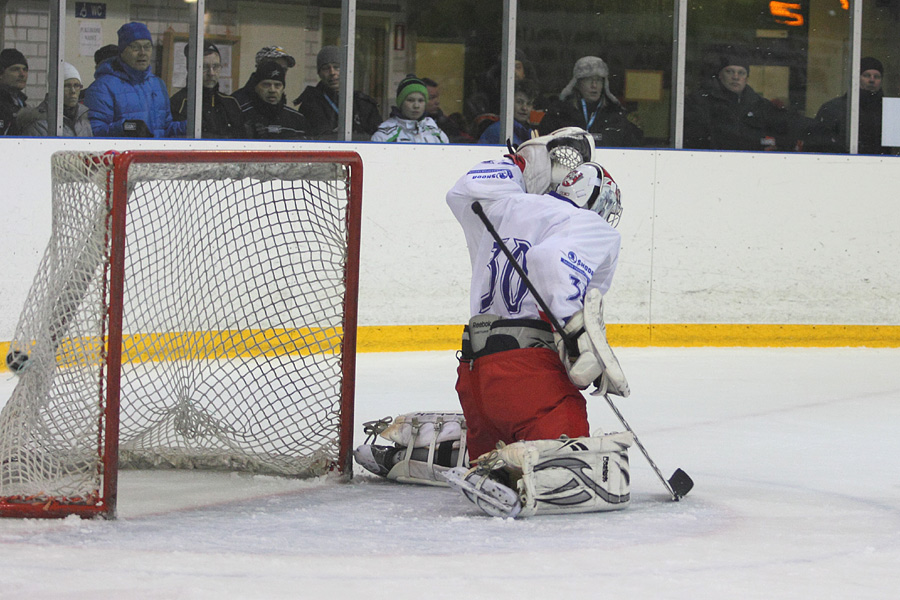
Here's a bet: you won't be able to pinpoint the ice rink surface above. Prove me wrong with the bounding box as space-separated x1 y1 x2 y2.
1 347 899 599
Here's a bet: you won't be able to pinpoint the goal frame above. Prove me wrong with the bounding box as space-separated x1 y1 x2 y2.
0 150 362 519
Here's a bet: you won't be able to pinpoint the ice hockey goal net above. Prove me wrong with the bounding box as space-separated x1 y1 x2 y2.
0 150 362 518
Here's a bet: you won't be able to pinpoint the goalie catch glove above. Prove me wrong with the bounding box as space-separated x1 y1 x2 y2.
512 127 595 195
555 288 630 397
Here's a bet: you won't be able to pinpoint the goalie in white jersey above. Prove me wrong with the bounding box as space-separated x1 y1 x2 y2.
446 131 626 459
441 128 634 517
354 128 635 517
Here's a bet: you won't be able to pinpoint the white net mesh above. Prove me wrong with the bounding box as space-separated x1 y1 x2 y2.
1 151 358 512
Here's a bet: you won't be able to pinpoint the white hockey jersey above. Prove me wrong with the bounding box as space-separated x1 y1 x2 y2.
446 158 621 322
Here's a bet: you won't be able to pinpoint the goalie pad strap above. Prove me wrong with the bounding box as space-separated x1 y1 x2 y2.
378 412 469 486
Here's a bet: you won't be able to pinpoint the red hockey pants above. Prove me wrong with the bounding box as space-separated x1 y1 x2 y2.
455 347 589 461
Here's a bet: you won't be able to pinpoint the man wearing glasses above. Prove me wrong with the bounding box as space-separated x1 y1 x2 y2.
170 42 243 139
84 21 186 138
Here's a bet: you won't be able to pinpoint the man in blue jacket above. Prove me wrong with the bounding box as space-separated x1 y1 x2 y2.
84 22 185 138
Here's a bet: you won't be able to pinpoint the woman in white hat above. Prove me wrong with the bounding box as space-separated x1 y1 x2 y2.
12 62 93 137
539 56 642 148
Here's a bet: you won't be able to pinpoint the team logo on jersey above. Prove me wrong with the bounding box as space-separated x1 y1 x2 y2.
468 168 514 180
561 250 594 279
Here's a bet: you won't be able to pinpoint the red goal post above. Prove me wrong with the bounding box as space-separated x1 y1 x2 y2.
0 150 362 519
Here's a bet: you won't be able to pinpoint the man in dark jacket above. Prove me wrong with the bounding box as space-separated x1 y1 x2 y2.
170 42 243 139
293 45 381 140
684 46 801 151
807 57 892 155
84 22 185 138
231 46 296 109
241 61 306 139
0 48 29 135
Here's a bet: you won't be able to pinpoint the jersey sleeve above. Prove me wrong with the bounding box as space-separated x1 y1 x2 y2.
526 206 621 322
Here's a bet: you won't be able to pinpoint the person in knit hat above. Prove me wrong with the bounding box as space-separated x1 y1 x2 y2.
240 60 306 139
230 45 296 108
683 43 800 151
293 44 381 140
12 62 93 137
170 41 243 139
371 74 448 143
0 48 29 135
84 22 185 137
808 56 892 155
539 55 643 148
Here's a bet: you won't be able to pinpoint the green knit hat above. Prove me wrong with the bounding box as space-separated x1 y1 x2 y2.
396 74 428 105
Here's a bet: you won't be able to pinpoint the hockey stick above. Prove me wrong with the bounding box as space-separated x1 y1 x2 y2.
470 200 693 501
600 390 693 500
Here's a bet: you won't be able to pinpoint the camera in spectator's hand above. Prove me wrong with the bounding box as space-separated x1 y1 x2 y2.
123 119 152 138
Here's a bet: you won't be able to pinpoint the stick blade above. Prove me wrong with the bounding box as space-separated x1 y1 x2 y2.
668 469 694 499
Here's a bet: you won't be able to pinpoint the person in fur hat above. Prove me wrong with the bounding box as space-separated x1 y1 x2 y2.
12 62 92 137
538 56 643 148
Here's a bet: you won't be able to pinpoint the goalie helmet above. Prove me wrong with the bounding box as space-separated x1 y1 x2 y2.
556 162 623 228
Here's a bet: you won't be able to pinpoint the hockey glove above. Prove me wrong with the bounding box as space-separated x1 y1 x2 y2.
555 288 630 397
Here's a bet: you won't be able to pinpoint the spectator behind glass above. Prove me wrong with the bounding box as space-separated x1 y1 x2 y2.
84 22 186 138
478 78 540 146
806 57 893 155
466 48 540 140
539 56 643 148
0 48 29 135
422 77 474 143
293 45 381 140
371 74 448 143
240 60 306 139
232 46 296 109
12 62 92 137
683 45 807 152
80 44 119 102
170 42 243 139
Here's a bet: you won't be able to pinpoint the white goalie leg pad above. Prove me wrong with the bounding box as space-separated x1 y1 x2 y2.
360 412 468 486
556 288 630 397
496 432 634 518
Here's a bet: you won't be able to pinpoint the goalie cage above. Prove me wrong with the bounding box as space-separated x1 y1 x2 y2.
0 150 363 519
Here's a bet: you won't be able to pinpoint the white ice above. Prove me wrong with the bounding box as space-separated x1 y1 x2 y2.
1 347 899 599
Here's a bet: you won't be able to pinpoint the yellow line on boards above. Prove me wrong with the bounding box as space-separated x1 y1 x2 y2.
2 324 899 367
356 324 900 351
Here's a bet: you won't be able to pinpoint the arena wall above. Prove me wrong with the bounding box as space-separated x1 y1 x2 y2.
1 138 899 350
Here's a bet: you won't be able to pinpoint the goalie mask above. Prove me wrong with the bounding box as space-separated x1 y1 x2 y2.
556 161 623 228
